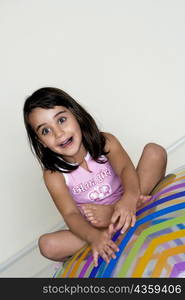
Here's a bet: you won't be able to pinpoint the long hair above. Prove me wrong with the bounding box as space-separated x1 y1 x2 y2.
23 87 108 173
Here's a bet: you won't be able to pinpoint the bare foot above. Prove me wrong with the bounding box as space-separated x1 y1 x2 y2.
81 203 114 228
136 195 152 209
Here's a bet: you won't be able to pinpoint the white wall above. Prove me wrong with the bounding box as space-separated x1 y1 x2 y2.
1 0 185 269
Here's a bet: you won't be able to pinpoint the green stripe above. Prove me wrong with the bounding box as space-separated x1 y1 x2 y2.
118 214 185 277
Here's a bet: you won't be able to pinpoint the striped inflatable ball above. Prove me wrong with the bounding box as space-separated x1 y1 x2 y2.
54 165 185 278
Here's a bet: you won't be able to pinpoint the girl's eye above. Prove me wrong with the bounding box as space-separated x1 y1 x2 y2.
42 128 51 135
58 117 66 124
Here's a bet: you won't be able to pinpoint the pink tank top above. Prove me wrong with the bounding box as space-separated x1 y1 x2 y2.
63 152 124 215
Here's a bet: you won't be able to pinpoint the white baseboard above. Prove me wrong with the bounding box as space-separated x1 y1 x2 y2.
0 222 66 278
0 246 55 277
166 135 185 153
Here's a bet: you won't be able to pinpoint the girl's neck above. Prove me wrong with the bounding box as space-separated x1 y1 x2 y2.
63 145 87 165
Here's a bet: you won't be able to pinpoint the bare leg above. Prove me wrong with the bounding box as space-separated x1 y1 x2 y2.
136 143 167 195
38 230 86 262
82 143 167 226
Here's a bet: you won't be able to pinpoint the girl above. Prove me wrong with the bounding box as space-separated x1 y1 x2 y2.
23 87 167 267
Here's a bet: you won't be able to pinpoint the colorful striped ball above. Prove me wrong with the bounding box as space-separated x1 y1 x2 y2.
54 166 185 278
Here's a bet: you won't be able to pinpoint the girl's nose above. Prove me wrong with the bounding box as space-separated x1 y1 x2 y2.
54 126 64 138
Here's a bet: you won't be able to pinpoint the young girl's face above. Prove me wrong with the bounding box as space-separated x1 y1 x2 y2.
28 106 86 163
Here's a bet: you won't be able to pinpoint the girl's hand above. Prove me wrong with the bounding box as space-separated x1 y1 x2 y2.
109 197 137 235
91 225 119 267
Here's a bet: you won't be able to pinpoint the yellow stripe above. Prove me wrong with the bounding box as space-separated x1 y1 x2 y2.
152 174 176 194
61 245 87 278
152 174 185 194
132 229 185 277
69 247 91 277
151 244 185 277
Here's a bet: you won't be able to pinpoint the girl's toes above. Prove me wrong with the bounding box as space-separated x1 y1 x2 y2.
85 212 93 217
89 216 97 224
83 209 91 215
88 215 96 222
91 219 97 224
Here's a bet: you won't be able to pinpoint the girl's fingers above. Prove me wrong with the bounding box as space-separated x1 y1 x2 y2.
105 245 117 260
108 223 115 236
108 240 119 252
115 214 126 231
110 211 120 224
131 214 136 227
100 250 110 264
104 245 114 258
120 215 132 234
105 241 120 260
93 251 99 267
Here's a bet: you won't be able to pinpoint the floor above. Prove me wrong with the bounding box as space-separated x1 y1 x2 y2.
34 262 63 278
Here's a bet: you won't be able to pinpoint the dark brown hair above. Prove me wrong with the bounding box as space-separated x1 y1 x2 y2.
23 87 108 173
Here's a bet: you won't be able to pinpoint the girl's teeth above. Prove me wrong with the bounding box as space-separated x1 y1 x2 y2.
61 137 72 147
62 139 69 145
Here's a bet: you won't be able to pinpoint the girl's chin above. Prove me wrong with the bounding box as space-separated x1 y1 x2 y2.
59 150 77 161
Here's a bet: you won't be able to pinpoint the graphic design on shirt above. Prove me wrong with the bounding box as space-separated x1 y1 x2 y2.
71 167 112 195
88 184 112 201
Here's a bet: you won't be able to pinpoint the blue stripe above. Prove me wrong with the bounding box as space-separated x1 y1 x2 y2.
102 202 185 277
136 191 185 216
177 223 185 230
89 230 120 278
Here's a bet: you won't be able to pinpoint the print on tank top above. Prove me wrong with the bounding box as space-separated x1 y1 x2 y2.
71 167 112 201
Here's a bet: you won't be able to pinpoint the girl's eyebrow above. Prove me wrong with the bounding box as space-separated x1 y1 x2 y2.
36 110 67 132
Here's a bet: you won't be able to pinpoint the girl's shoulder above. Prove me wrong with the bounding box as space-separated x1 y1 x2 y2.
101 131 122 153
43 169 66 190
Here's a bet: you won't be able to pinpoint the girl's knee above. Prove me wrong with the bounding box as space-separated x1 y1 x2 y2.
143 143 167 163
38 234 57 259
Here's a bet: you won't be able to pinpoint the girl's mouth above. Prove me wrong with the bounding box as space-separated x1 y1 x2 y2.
60 137 73 148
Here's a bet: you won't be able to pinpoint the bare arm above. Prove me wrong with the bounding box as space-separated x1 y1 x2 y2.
104 132 140 233
105 132 140 198
43 170 100 243
43 169 119 265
